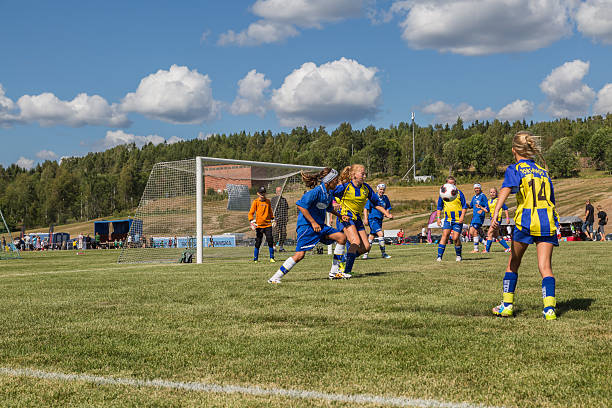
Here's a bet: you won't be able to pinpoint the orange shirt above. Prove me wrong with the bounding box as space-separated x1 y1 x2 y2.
248 198 274 228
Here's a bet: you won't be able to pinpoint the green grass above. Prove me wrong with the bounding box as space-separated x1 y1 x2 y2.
0 244 610 407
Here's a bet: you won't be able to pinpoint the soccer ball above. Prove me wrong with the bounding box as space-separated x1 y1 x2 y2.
439 183 458 202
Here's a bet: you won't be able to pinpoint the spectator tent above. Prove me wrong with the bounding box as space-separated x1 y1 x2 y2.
94 219 141 242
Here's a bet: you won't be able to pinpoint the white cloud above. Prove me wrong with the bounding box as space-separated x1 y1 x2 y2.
497 99 534 121
251 0 362 27
575 0 612 44
0 84 18 127
101 130 184 149
122 65 220 124
593 83 612 115
219 0 363 46
36 150 58 160
270 57 382 126
421 101 496 124
16 157 34 170
540 59 596 117
218 20 299 46
394 0 572 55
197 132 214 140
15 92 130 127
230 70 271 116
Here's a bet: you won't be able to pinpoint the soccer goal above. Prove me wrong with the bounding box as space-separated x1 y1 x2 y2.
0 208 22 260
118 157 325 264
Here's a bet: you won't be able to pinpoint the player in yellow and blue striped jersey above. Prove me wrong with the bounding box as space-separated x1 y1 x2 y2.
491 131 560 320
467 183 489 253
331 164 392 276
436 176 468 262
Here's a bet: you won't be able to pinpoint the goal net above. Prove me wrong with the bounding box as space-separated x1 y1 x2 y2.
0 209 21 260
118 157 325 264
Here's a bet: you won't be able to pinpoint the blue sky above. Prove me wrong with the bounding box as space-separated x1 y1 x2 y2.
1 0 611 168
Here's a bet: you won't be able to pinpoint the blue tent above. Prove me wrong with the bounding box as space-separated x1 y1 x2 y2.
94 219 142 241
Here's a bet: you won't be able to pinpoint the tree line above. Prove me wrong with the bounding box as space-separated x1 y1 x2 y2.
1 115 611 231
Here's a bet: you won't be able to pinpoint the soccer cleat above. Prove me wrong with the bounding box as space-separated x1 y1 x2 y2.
470 249 479 253
492 303 513 317
338 261 346 272
253 259 259 263
456 256 462 262
436 257 442 262
504 248 511 253
267 278 282 284
329 272 352 280
362 254 368 259
270 259 276 263
382 253 391 259
481 249 489 253
278 247 286 252
543 309 557 320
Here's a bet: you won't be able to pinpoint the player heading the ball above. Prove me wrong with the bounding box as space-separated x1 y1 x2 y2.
436 176 468 262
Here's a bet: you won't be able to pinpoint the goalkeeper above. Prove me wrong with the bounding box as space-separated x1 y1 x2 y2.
248 186 275 263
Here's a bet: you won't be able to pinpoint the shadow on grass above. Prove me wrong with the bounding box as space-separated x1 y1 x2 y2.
556 298 595 317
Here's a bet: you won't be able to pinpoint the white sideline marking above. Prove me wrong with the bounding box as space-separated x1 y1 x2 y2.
0 367 501 408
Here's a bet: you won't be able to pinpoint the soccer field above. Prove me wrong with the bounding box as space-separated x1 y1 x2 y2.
0 244 610 407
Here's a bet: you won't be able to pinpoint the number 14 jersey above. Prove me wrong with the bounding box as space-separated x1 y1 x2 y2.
502 159 559 236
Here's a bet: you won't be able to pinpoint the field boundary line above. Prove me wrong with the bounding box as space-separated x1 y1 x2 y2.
0 367 501 408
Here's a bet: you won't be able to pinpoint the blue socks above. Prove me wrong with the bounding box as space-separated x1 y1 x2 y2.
486 240 492 252
253 247 259 261
499 239 509 249
542 276 556 313
454 245 462 257
437 244 446 258
269 246 274 259
344 252 357 274
502 272 518 306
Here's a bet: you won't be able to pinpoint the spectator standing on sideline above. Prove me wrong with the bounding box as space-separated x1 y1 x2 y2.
582 200 595 240
397 228 405 244
271 186 289 252
597 205 608 241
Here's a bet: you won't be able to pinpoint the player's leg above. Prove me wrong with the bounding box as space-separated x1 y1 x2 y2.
254 228 264 262
492 236 529 317
264 227 275 262
268 251 305 283
451 225 462 261
343 224 361 275
484 225 494 253
376 230 390 258
363 232 374 259
437 226 451 261
470 225 480 253
536 241 556 320
327 230 348 278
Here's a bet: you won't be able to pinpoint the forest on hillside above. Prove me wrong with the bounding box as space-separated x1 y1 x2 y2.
1 115 611 231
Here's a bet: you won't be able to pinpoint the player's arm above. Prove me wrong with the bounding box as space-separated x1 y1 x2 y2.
492 188 511 228
367 185 392 219
436 197 443 226
457 192 467 223
248 201 258 230
503 205 510 224
298 206 321 232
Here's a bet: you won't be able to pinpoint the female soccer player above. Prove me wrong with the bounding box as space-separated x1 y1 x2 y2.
483 187 511 253
362 183 393 259
267 168 348 283
332 164 393 276
248 186 276 263
468 183 488 253
491 131 559 320
436 176 468 262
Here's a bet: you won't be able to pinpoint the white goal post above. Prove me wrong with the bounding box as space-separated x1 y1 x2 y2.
118 156 326 264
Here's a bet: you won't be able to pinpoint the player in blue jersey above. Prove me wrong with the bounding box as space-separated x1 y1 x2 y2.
436 176 468 262
468 183 489 253
332 164 393 276
491 131 560 320
362 183 393 260
483 187 511 253
267 168 349 284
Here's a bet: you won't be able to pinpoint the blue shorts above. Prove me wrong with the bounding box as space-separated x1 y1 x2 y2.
336 216 366 232
443 220 463 233
470 222 483 229
295 224 339 252
513 227 559 246
368 218 383 235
